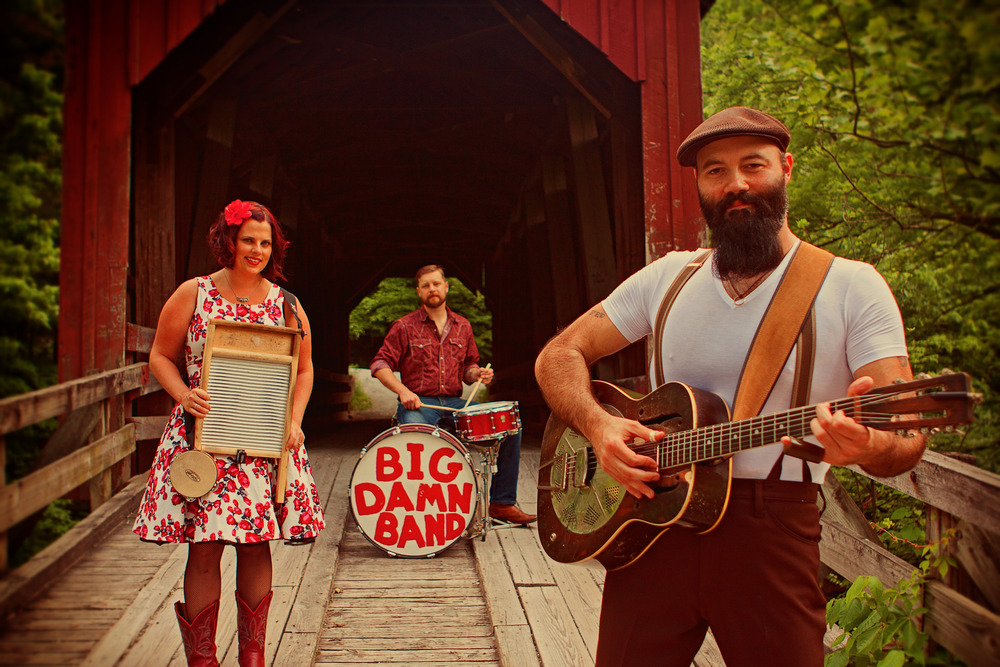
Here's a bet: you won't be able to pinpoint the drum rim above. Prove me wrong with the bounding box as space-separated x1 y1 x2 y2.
366 421 467 451
455 400 518 416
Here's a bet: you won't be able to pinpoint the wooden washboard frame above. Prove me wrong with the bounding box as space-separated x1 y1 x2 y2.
194 319 301 503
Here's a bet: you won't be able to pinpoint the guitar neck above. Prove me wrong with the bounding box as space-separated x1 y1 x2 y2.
655 398 855 469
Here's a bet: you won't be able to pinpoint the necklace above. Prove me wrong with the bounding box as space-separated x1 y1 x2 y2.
224 270 263 304
726 272 769 305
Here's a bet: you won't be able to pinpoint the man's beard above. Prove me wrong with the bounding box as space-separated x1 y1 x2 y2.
700 183 788 282
421 294 446 308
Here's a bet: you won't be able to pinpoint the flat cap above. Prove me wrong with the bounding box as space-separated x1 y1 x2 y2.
676 106 790 167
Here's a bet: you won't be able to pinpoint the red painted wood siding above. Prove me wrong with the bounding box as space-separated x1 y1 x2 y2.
128 0 226 85
541 0 644 80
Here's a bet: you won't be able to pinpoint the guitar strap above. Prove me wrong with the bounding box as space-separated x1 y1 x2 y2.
652 242 834 481
731 241 833 421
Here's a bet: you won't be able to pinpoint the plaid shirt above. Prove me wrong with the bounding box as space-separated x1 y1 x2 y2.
370 307 481 397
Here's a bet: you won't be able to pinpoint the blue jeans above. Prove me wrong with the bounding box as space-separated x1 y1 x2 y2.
395 396 521 505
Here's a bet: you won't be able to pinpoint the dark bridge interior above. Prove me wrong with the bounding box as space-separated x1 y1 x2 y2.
132 0 647 419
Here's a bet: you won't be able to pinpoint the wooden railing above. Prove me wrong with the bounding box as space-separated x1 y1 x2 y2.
819 454 1000 665
0 322 357 619
0 356 162 618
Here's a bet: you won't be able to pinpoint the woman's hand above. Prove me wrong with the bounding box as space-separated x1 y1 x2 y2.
181 388 211 418
286 422 306 450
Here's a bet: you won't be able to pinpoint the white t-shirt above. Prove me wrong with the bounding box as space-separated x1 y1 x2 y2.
602 241 908 482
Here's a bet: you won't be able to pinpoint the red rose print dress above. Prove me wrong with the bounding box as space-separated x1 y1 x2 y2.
133 277 325 544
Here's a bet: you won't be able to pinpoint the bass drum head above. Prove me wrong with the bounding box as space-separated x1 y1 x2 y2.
350 424 477 558
170 449 218 499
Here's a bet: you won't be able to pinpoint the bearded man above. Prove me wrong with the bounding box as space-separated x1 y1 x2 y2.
371 264 536 525
534 107 924 665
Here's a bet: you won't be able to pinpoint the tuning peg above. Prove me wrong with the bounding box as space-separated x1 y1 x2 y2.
914 373 931 381
940 368 955 375
972 392 984 405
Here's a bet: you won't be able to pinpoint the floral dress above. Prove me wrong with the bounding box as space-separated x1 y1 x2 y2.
133 276 325 544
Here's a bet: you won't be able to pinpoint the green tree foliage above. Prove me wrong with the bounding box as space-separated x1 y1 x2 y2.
702 0 1000 471
825 533 957 666
1 0 67 562
0 0 64 398
348 276 493 367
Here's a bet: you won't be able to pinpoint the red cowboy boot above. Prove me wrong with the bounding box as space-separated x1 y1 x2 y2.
174 600 220 667
235 589 272 667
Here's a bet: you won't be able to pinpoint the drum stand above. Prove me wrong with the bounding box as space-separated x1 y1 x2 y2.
465 436 522 541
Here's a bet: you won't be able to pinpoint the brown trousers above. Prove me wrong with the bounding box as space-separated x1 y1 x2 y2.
595 479 826 667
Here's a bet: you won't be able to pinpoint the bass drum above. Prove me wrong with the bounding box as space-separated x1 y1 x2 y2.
349 424 478 558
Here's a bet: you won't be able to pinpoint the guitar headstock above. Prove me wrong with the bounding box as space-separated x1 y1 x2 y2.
859 370 978 434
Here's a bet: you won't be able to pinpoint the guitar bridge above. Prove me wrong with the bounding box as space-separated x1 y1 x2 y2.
537 452 570 492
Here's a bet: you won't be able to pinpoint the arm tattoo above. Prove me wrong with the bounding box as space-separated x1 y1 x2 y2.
589 310 605 319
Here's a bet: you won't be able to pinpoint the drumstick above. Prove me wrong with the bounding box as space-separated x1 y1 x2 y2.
418 402 460 412
462 363 491 410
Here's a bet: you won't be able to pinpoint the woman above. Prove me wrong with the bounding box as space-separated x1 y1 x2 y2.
133 199 324 666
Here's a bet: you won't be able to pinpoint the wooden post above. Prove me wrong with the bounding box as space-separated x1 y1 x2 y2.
186 98 237 277
59 0 132 382
541 153 582 328
641 0 704 259
566 96 618 305
523 186 556 351
88 399 112 510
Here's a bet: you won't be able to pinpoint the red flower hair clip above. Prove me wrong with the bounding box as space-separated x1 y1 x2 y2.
224 199 253 226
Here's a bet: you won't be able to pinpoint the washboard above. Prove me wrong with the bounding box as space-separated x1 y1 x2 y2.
194 319 301 503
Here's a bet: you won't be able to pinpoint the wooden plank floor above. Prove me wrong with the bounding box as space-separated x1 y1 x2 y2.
317 524 498 666
473 445 725 667
0 421 729 666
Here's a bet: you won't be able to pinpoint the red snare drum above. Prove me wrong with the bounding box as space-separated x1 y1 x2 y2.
349 424 477 558
455 401 521 443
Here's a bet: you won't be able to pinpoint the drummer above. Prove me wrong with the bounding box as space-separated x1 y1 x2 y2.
371 264 536 525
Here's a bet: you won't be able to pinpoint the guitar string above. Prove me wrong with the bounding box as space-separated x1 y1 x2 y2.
563 388 936 477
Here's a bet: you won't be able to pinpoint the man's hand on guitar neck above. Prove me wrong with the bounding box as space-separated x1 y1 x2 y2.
787 357 927 478
585 413 664 500
805 375 876 469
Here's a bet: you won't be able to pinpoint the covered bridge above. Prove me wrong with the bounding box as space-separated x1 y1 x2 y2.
2 1 999 665
59 0 708 449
